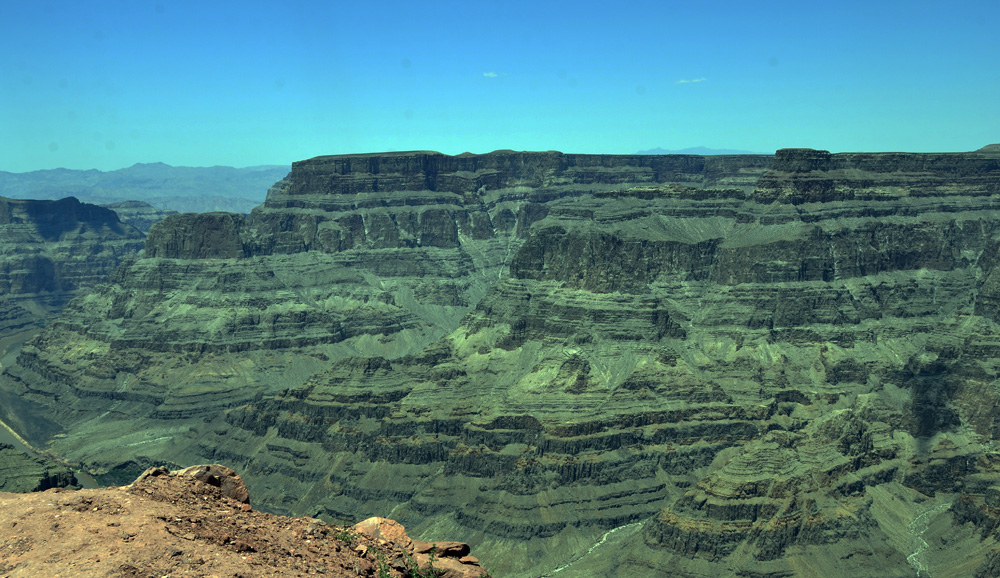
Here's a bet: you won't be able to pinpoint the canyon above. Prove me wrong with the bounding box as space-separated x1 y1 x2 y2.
2 147 1000 576
0 195 144 346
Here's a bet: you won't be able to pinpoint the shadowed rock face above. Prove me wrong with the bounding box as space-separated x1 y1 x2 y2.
101 201 178 234
0 196 145 334
0 443 76 492
145 212 250 259
5 148 1000 576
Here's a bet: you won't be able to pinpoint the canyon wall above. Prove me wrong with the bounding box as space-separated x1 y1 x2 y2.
0 195 144 336
4 148 1000 576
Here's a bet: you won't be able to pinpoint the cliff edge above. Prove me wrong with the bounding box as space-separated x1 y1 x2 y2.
7 148 1000 576
0 464 489 577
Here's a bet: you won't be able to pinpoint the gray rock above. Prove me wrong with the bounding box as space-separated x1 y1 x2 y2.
5 148 1000 576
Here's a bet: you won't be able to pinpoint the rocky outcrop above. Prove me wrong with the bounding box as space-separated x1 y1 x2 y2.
144 212 250 259
5 148 1000 576
0 196 144 334
0 464 490 577
352 517 486 578
132 464 251 503
0 443 75 492
101 200 177 233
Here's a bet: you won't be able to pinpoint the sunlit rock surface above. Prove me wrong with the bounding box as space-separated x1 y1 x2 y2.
4 148 1000 576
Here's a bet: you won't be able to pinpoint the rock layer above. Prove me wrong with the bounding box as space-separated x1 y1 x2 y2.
0 196 144 336
4 149 1000 576
101 200 177 233
0 443 75 493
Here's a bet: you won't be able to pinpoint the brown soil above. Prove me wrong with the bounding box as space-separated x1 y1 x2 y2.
0 466 488 577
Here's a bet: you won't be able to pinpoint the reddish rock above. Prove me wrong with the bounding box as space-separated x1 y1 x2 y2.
354 517 487 577
352 516 413 549
0 464 492 577
132 464 251 504
177 464 251 504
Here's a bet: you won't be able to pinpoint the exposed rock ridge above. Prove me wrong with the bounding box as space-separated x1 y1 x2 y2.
0 195 144 334
5 149 1000 576
0 463 489 577
0 443 76 492
753 147 1000 204
282 150 769 196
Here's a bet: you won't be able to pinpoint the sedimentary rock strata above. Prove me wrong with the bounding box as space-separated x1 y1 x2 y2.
4 148 1000 576
0 196 144 336
101 200 177 233
0 443 75 492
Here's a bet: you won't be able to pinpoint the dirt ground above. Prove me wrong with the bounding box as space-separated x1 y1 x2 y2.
0 466 488 577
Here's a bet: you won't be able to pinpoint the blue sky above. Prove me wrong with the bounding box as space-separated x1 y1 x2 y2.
2 0 998 172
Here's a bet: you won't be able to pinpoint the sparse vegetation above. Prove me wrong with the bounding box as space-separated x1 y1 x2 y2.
375 550 393 578
403 544 439 578
332 527 357 544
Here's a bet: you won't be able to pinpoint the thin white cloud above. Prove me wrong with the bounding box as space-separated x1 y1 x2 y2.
483 71 499 78
676 77 706 84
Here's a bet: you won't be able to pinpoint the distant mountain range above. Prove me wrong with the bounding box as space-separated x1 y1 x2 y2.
636 146 767 155
2 151 778 215
0 163 289 214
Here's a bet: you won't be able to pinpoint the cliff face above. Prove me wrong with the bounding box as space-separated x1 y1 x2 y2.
5 149 1000 576
101 200 178 234
0 196 144 336
753 148 1000 204
0 443 75 492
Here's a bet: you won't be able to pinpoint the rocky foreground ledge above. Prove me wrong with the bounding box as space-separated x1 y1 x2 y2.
0 464 490 577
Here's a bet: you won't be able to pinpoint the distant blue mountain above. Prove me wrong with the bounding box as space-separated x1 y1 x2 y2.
636 146 767 155
0 163 289 214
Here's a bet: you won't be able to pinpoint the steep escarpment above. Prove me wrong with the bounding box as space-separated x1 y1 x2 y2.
0 196 144 336
5 149 1000 576
0 151 768 454
145 212 251 259
0 443 76 492
753 147 1000 204
101 200 177 233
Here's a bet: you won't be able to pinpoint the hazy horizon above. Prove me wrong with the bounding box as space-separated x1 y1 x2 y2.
3 0 998 173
